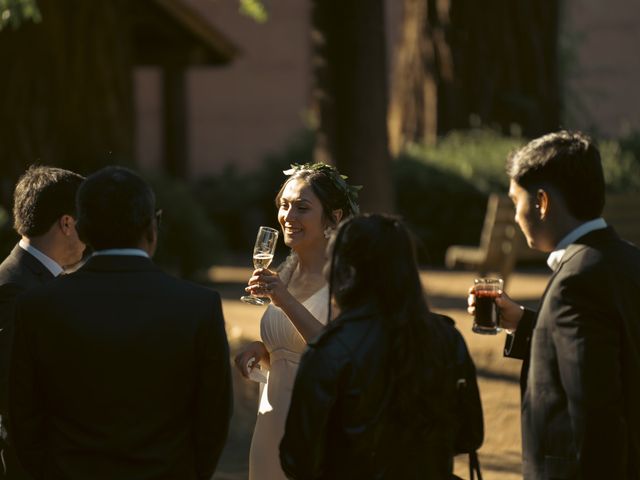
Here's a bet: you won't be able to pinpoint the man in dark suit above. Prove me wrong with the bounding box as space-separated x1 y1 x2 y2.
0 166 85 479
9 166 232 480
484 131 640 479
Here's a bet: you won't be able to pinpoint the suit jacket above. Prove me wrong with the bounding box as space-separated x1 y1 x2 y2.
505 228 640 480
0 245 55 480
9 254 232 480
0 244 56 417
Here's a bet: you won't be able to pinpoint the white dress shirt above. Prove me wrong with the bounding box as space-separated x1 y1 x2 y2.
92 248 150 258
18 239 64 277
546 218 607 271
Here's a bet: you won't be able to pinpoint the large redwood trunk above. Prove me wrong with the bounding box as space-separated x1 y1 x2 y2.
389 0 561 152
310 0 394 213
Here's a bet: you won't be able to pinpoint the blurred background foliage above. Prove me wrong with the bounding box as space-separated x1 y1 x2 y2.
144 174 225 280
0 0 41 31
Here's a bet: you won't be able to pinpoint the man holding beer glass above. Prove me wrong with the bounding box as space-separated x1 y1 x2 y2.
469 131 640 480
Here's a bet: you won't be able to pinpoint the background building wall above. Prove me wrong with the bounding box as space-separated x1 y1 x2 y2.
562 0 640 137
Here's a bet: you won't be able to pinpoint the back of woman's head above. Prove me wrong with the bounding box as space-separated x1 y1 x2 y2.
330 214 425 319
330 214 453 442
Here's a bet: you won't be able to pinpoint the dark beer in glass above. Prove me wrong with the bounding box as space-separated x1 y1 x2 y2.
473 277 503 335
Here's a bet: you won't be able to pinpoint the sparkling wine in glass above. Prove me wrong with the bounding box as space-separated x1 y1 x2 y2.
241 226 279 305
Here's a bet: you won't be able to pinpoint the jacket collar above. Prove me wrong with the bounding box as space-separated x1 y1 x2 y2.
536 227 618 308
554 226 617 273
546 218 607 271
11 243 56 281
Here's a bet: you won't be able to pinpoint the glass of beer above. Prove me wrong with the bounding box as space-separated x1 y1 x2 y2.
472 277 503 335
241 226 279 305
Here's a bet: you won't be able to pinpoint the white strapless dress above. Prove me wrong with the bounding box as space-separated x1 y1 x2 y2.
248 284 329 480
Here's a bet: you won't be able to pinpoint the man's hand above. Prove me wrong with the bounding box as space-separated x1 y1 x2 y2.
468 287 524 332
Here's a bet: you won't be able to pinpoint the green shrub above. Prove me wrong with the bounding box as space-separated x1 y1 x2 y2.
393 157 486 263
599 140 640 193
618 130 640 165
144 174 225 279
395 129 640 263
194 131 314 258
403 129 525 194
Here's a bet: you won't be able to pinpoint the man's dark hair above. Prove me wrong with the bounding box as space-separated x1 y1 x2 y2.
13 165 84 237
506 130 605 220
76 166 156 250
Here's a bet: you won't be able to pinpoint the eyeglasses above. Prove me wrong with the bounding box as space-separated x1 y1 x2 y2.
155 209 163 229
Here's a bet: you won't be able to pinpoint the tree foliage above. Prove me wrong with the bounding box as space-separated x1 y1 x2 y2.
238 0 268 23
0 0 40 31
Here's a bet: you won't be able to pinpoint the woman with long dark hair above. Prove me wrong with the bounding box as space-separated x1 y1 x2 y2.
280 214 483 479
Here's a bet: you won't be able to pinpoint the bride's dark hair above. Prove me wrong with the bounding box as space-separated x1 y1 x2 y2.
329 214 451 438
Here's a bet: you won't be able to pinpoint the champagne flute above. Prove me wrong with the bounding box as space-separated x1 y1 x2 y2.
240 226 279 305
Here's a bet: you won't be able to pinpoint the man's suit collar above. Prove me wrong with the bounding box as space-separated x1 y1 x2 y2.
80 254 160 273
554 226 617 273
547 218 607 271
11 243 56 281
535 227 618 312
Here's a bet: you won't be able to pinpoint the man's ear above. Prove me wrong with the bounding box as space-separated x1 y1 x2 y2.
58 214 76 236
536 189 549 219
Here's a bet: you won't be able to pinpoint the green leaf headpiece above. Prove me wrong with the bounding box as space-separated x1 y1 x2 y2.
283 162 362 215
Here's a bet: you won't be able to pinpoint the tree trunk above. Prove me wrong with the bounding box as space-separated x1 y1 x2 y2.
0 0 134 208
310 0 394 213
389 0 561 152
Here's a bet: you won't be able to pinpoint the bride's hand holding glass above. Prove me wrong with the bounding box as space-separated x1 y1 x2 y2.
245 269 290 309
241 226 279 305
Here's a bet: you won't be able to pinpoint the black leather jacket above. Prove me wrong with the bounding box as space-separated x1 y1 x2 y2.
280 304 483 480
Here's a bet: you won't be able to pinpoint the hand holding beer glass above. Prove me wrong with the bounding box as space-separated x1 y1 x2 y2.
471 277 503 334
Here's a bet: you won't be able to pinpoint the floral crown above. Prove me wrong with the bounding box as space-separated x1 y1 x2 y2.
283 162 362 215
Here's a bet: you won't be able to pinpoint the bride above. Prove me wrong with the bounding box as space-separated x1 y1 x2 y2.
234 163 360 480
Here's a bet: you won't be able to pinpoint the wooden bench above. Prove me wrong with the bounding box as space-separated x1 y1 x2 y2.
444 194 545 285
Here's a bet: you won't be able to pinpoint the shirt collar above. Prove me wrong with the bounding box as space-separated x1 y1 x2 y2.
546 218 607 271
92 248 150 258
18 239 64 277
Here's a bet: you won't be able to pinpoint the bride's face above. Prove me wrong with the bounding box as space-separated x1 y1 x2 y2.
278 179 327 255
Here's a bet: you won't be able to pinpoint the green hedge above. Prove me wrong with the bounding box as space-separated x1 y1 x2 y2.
397 129 640 262
145 174 225 279
194 131 314 259
405 129 640 194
